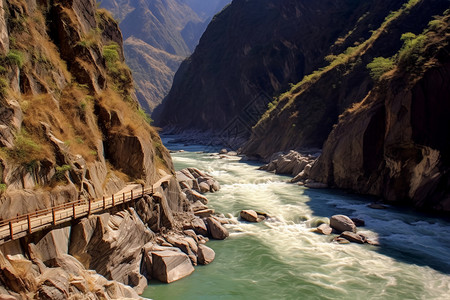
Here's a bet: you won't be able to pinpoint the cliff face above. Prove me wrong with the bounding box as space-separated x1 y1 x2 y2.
0 0 173 222
154 0 408 133
100 0 230 112
309 14 450 211
243 0 450 159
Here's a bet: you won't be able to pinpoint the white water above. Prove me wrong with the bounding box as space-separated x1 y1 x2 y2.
143 142 450 300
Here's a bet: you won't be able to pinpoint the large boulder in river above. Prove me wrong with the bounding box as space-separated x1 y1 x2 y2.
206 217 229 240
191 218 208 236
197 245 215 265
330 215 356 233
151 251 195 283
240 210 259 222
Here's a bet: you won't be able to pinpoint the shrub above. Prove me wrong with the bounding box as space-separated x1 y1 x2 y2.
103 43 120 66
397 32 427 68
53 164 72 182
138 108 153 124
367 57 395 80
0 183 6 193
6 50 25 68
6 130 44 166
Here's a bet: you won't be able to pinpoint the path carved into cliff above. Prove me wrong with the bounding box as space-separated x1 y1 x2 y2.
0 175 173 244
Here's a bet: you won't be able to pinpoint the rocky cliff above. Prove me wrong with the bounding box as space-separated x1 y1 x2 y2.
309 13 450 212
0 0 205 298
0 0 173 220
243 0 450 159
100 0 230 112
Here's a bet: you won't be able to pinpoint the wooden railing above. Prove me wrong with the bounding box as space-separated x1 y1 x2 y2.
0 175 172 244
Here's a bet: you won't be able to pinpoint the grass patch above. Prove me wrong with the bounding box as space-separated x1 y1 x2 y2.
367 57 396 80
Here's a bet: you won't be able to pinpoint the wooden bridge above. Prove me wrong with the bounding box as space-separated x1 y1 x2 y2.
0 175 173 245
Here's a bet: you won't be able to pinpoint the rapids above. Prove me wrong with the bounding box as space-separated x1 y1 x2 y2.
142 142 450 300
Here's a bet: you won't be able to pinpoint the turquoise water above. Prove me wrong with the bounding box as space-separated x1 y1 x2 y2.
142 144 450 300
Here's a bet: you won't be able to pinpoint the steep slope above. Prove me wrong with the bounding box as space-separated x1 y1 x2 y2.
100 0 230 112
0 0 173 220
154 0 409 134
309 12 450 212
243 0 450 158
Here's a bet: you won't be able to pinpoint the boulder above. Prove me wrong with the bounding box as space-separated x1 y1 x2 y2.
219 149 228 154
206 217 229 240
240 210 259 222
194 209 215 218
315 223 332 235
151 251 195 283
198 182 210 193
351 218 365 227
191 218 208 236
339 231 365 244
185 189 209 204
330 215 356 233
197 245 215 265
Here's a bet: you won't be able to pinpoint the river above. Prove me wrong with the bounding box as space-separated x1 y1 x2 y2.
142 142 450 300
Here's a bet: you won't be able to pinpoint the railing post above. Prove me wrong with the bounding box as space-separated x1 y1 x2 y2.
52 208 56 225
73 203 76 219
112 194 115 207
142 185 144 197
88 199 91 216
131 190 133 200
103 196 106 210
27 215 32 234
9 221 13 240
123 193 125 204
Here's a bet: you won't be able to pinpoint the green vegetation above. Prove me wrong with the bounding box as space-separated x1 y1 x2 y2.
0 183 6 194
102 43 133 96
6 50 25 68
6 130 46 167
367 57 395 80
103 43 120 66
138 107 153 124
53 164 72 182
78 28 102 48
397 32 427 68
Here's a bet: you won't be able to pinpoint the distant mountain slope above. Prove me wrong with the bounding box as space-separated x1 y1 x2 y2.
100 0 230 112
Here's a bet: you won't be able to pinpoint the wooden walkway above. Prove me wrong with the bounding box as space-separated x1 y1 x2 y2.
0 175 173 245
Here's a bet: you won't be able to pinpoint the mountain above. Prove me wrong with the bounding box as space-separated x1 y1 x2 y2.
100 0 231 112
154 0 408 133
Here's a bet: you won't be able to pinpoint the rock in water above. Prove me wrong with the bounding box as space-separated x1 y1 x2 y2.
206 217 229 240
315 223 332 235
330 215 356 233
240 210 259 222
197 245 215 265
151 251 195 283
351 218 365 227
339 231 365 244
